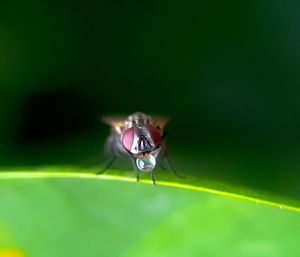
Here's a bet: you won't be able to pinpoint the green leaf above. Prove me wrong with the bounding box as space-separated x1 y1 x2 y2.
0 177 300 257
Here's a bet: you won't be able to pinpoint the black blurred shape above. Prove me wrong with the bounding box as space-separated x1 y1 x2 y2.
17 89 97 144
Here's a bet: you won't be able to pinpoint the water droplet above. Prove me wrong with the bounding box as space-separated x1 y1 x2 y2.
136 155 156 171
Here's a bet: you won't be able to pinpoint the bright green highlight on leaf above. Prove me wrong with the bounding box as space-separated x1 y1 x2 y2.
0 166 299 212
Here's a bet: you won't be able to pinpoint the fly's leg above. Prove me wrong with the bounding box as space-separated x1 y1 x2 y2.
136 170 140 182
97 156 117 174
97 135 118 175
104 135 114 156
161 131 185 178
163 156 185 178
151 170 156 185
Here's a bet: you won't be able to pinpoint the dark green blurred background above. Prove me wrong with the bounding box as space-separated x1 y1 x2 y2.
1 0 300 199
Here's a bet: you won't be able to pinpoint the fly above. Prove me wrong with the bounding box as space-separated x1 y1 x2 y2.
97 112 182 184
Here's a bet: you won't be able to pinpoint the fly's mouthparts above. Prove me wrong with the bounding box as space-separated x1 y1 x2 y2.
138 136 151 152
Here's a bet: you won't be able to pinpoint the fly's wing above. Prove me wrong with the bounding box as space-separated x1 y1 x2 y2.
101 115 128 158
151 115 169 130
102 115 127 137
102 115 127 127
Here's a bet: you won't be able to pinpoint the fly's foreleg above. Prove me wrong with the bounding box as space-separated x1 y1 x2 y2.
150 170 156 185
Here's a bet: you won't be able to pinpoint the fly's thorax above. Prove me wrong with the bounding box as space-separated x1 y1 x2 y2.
124 112 153 129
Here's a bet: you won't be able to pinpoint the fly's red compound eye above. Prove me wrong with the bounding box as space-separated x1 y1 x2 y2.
122 127 134 151
147 125 161 146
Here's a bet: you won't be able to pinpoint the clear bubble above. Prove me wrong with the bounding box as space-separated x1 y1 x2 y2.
136 155 156 172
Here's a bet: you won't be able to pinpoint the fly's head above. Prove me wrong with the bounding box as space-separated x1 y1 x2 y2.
122 124 161 172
